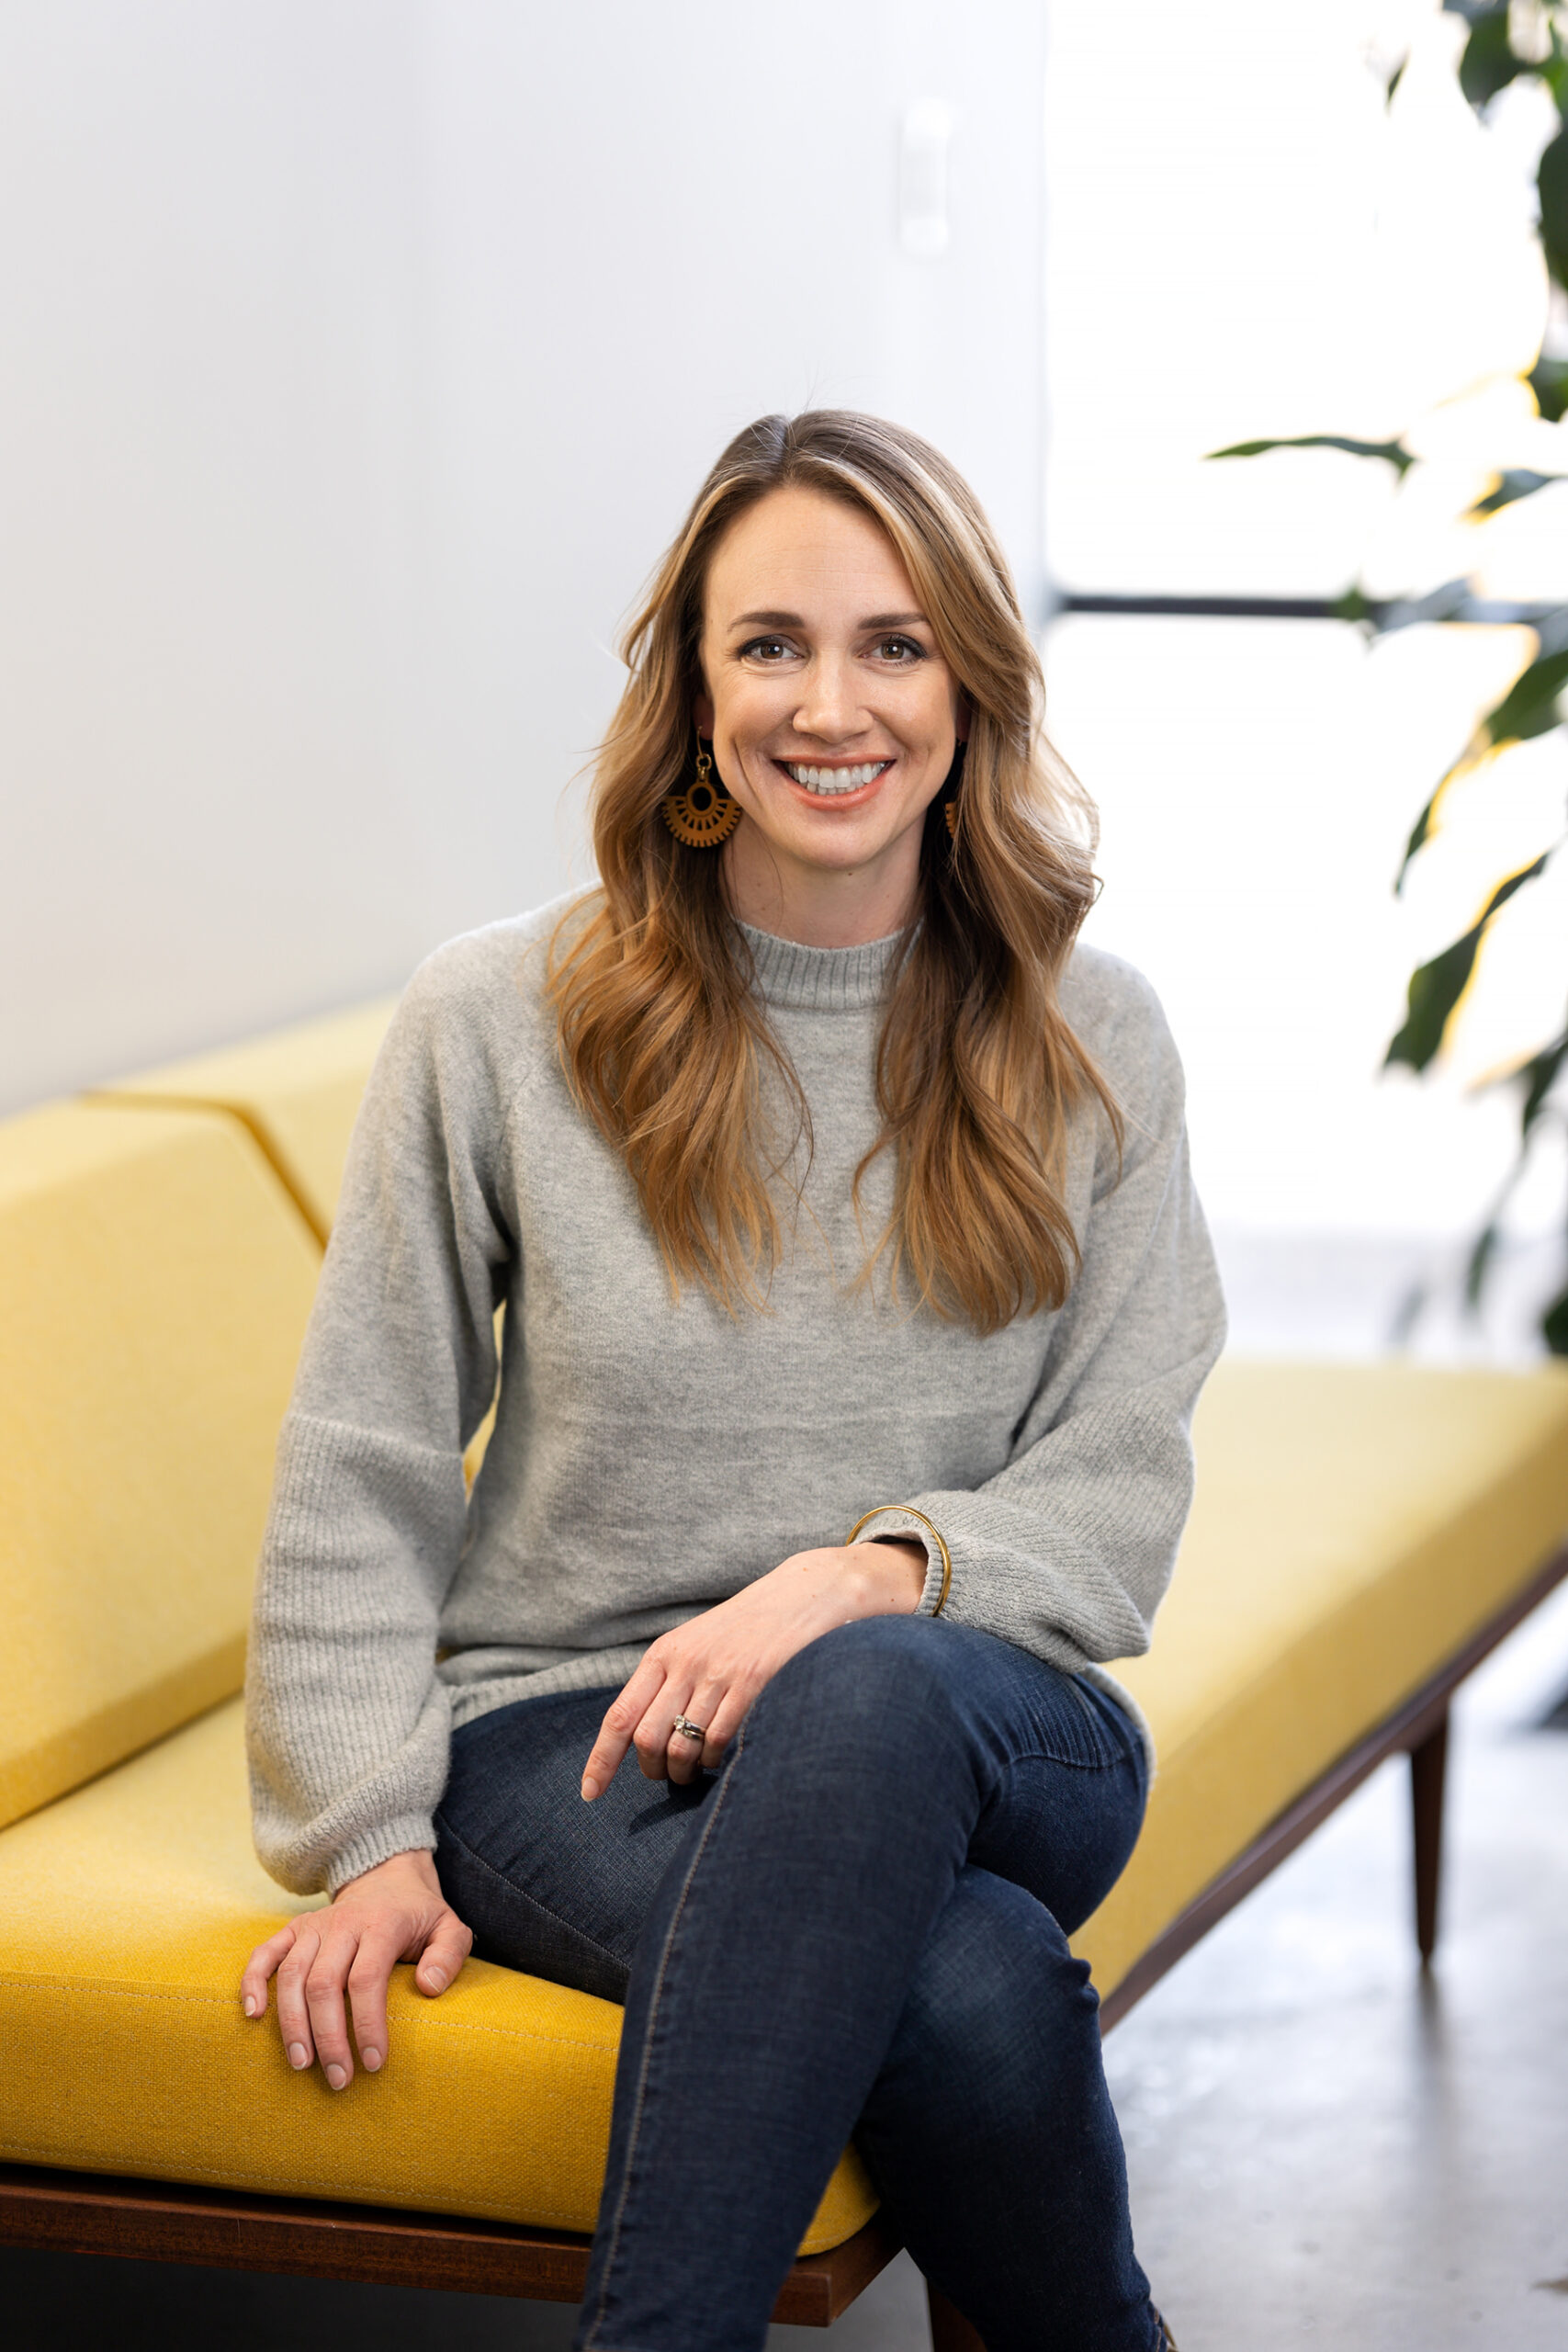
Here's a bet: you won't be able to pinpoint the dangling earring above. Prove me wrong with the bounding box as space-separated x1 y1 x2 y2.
661 729 742 848
941 740 967 840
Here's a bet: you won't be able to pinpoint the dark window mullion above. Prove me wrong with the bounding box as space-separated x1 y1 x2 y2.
1047 590 1562 626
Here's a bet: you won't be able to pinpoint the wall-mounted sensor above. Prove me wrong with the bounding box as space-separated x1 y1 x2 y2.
899 100 952 257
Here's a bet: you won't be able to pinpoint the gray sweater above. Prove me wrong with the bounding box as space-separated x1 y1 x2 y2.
247 901 1226 1895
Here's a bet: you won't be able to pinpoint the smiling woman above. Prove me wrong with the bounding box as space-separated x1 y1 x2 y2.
699 493 962 886
549 412 1120 1333
243 410 1220 2352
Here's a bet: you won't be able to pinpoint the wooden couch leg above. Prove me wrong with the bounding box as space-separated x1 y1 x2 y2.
1410 1708 1449 1964
927 2278 987 2352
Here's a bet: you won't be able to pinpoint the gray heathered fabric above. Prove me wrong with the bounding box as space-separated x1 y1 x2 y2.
246 897 1226 1895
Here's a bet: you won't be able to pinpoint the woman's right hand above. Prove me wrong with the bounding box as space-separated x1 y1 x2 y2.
239 1849 472 2090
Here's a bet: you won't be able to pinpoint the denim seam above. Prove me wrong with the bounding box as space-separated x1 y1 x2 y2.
580 1714 749 2351
1002 1741 1136 1774
434 1809 629 1981
1068 1671 1144 1747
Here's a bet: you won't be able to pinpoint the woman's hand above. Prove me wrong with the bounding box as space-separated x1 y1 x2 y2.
581 1539 926 1801
239 1849 472 2088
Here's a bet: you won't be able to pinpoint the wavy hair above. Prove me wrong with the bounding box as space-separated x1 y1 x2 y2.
547 410 1120 1332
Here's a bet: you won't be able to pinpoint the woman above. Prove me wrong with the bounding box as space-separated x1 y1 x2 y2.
242 409 1224 2352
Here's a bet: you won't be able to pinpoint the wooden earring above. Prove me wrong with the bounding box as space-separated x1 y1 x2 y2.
661 734 742 847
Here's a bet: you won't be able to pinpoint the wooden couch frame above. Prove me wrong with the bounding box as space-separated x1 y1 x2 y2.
5 1541 1565 2349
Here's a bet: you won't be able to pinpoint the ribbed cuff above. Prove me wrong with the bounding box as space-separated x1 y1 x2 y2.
324 1814 439 1898
850 1505 952 1618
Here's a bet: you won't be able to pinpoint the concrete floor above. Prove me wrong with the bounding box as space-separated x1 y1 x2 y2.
1107 1579 1568 2351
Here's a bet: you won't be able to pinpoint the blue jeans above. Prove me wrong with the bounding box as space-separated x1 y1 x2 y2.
434 1614 1158 2352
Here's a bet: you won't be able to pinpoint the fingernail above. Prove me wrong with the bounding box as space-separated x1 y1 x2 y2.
325 2064 347 2090
288 2042 310 2070
423 1965 446 1992
363 2048 382 2073
581 1776 599 1802
243 1995 257 2018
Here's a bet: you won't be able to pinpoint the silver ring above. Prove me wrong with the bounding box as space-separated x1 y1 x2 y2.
671 1713 706 1744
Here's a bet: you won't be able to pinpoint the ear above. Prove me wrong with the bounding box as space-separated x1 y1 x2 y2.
693 689 715 734
954 692 971 744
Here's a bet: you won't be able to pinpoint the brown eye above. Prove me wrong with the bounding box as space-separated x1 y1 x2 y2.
875 636 923 662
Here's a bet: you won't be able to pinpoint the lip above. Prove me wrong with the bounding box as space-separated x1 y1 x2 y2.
773 756 896 808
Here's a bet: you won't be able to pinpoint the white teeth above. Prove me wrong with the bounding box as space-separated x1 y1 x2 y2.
784 760 889 795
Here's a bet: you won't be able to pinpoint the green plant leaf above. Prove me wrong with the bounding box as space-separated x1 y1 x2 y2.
1204 434 1416 476
1520 1028 1568 1138
1394 786 1444 891
1386 935 1485 1071
1530 354 1568 423
1461 1024 1568 1319
1458 7 1531 109
1544 1281 1568 1355
1395 623 1568 888
1463 1219 1503 1308
1482 643 1568 745
1466 468 1567 515
1540 126 1568 293
1384 856 1550 1071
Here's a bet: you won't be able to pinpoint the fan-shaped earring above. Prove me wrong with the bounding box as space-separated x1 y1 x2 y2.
662 733 742 848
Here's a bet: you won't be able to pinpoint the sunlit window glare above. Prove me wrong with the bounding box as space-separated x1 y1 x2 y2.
1043 0 1567 1351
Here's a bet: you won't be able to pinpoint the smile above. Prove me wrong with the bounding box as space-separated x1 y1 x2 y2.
781 760 892 797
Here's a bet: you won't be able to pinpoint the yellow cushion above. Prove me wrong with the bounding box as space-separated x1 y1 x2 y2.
1074 1357 1568 1996
0 1700 877 2253
0 1102 322 1829
92 999 398 1242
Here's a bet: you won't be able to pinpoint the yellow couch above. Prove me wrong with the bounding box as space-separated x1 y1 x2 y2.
4 1002 1568 2262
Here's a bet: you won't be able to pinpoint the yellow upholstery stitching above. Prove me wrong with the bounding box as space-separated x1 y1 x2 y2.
0 1978 616 2052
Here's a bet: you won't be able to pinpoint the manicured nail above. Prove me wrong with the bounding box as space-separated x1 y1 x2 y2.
362 2048 382 2073
581 1776 599 1802
423 1965 446 1992
325 2064 347 2090
243 1995 257 2018
288 2041 310 2070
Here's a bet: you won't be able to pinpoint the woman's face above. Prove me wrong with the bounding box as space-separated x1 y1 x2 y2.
694 486 964 923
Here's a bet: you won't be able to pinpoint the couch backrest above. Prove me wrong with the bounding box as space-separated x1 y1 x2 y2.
103 991 503 1487
93 999 398 1243
0 1101 323 1828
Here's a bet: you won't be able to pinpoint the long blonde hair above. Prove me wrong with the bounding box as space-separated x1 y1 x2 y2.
547 410 1119 1332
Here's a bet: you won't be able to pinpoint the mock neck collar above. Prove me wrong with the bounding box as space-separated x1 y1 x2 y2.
736 920 907 1012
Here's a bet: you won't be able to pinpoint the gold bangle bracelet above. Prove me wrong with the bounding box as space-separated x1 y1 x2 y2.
844 1505 952 1617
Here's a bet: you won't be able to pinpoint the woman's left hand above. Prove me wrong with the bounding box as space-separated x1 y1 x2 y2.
580 1540 927 1800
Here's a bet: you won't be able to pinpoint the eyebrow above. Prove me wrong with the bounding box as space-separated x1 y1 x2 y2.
728 609 931 631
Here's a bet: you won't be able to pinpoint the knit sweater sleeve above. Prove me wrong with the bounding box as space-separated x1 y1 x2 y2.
852 961 1226 1674
245 939 517 1896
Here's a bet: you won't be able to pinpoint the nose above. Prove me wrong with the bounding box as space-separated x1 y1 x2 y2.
793 651 865 745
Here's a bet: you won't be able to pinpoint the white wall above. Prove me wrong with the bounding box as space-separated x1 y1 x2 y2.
0 0 1047 1114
